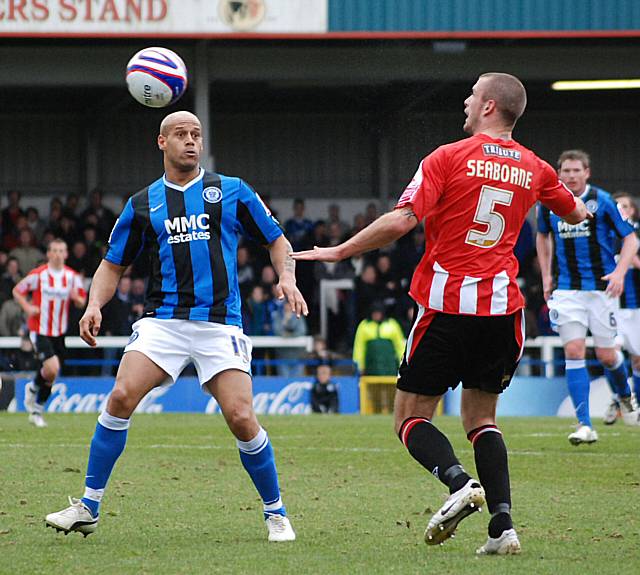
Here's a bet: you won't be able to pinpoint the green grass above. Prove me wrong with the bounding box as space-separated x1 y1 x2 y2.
0 414 638 575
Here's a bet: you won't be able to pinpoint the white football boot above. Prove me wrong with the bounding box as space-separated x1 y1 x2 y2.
45 497 98 537
28 413 48 428
568 425 598 445
425 479 486 545
602 397 620 425
619 394 640 426
265 514 296 542
476 528 521 555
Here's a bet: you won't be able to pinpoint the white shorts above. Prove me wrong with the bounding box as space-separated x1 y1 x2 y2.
547 290 619 347
124 318 252 390
617 308 640 356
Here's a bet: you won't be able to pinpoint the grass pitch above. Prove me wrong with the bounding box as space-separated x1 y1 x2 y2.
0 413 638 575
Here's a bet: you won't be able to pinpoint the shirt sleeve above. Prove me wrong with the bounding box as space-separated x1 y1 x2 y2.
236 180 283 245
105 198 145 267
536 203 551 234
15 272 39 295
604 195 636 238
536 160 577 217
73 273 87 298
395 147 448 220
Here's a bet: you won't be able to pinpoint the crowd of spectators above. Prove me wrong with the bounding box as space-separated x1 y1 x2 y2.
0 192 551 371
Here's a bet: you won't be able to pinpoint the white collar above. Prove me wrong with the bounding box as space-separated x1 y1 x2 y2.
163 168 205 192
578 184 591 200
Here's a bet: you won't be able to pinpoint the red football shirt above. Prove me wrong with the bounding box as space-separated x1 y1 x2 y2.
15 264 86 336
396 133 576 316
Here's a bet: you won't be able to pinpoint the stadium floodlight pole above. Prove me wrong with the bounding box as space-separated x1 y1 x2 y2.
551 79 640 90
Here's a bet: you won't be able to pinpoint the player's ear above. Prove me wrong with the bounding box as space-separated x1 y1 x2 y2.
483 99 497 115
157 134 166 150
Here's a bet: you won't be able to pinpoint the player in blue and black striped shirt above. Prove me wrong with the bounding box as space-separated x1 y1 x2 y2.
46 111 307 542
603 192 640 425
536 150 639 445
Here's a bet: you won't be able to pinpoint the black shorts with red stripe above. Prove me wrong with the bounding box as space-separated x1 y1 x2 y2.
397 308 524 396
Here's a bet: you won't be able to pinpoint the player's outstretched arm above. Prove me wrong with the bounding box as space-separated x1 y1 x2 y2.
79 260 127 347
267 235 309 318
292 208 418 262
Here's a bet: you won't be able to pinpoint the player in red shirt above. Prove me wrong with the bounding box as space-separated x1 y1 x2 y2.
13 238 87 427
294 73 589 555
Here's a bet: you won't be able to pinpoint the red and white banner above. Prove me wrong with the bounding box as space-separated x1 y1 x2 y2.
0 0 328 36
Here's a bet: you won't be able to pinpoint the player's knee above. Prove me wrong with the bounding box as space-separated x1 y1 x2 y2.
225 403 256 433
595 348 617 368
108 387 137 415
631 355 640 372
564 341 585 359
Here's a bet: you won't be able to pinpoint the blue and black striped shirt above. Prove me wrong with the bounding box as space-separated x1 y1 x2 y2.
106 169 282 326
537 185 635 291
621 221 640 309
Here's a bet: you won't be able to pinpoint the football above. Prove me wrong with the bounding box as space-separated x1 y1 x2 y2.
126 47 188 108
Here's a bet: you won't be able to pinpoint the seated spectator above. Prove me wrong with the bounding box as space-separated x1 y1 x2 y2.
82 188 116 242
101 276 134 335
305 336 342 375
47 198 64 236
311 220 329 248
375 254 401 314
0 249 8 275
130 277 147 320
0 298 24 336
64 193 81 220
67 240 90 276
351 213 366 236
10 229 44 275
364 202 378 226
353 301 405 375
354 264 379 322
327 203 349 238
272 300 308 377
284 198 313 251
1 190 24 247
260 265 277 294
243 284 271 336
310 363 339 414
0 257 22 302
237 245 254 300
25 207 46 245
58 214 80 246
82 225 103 276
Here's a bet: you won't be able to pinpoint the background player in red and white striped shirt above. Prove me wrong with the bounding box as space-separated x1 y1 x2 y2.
13 238 87 427
294 73 589 555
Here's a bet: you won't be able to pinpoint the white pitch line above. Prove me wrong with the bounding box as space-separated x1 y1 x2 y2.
0 442 636 458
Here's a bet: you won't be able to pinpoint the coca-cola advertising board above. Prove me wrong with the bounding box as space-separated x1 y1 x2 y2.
12 375 359 414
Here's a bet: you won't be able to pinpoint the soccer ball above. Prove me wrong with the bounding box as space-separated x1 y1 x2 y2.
126 47 188 108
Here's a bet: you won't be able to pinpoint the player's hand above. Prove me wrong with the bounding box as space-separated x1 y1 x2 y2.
542 275 554 301
25 304 40 317
79 306 102 347
602 270 625 298
275 277 309 318
291 246 344 262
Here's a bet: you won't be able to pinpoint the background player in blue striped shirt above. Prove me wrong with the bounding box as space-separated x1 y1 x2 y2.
602 192 640 425
45 111 308 542
536 150 639 445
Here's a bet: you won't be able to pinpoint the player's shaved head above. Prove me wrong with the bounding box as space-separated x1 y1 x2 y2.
160 111 201 135
478 73 527 127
